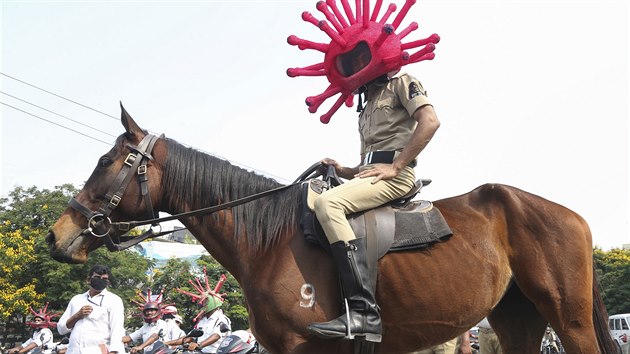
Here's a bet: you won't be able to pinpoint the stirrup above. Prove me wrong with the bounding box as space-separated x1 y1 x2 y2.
343 298 382 343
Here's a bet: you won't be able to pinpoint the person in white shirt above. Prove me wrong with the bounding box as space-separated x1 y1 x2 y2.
542 327 560 353
187 304 231 354
161 306 186 343
57 264 126 354
122 302 168 353
7 307 55 354
175 272 231 353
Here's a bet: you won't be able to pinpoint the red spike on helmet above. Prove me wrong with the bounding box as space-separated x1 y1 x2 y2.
287 0 440 123
131 288 173 323
26 303 59 329
176 267 227 323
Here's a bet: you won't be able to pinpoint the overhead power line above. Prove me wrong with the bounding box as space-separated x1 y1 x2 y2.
0 72 293 183
0 101 113 146
0 72 118 121
0 90 118 138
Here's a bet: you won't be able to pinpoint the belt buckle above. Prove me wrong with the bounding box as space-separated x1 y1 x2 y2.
363 151 373 165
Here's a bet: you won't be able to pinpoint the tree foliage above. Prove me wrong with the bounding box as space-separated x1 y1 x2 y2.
0 184 250 341
594 247 630 314
0 184 78 232
0 223 43 319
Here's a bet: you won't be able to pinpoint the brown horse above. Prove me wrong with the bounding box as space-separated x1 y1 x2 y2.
47 107 617 354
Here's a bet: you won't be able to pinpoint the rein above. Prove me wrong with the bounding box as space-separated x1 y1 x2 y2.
110 182 298 233
68 133 301 251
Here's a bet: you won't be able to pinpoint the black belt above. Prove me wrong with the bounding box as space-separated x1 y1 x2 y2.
363 151 417 168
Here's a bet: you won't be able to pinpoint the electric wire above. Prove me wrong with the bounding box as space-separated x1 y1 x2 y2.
1 72 292 183
1 101 112 146
0 72 118 120
0 90 118 138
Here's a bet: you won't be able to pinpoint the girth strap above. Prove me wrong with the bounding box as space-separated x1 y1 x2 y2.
364 211 379 290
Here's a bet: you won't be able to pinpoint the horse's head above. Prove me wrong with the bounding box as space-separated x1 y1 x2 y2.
47 104 166 263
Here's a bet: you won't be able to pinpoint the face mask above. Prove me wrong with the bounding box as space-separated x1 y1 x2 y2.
90 277 108 291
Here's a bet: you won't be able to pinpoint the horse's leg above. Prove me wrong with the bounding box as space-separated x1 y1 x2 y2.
489 284 548 353
500 187 601 353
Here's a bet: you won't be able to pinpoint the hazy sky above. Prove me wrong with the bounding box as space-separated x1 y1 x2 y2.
1 0 628 250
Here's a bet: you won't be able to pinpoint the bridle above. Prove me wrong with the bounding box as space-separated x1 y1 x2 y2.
69 133 164 251
68 133 304 252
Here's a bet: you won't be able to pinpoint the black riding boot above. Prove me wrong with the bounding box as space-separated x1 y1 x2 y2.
307 237 382 342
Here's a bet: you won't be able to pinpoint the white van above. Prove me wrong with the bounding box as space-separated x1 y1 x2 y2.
609 313 630 354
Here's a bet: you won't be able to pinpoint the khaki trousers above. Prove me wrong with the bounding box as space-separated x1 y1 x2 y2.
479 328 502 354
314 166 416 244
410 337 458 354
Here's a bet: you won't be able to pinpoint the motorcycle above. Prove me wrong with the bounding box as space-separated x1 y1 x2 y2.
49 337 69 354
216 330 269 354
144 329 204 354
540 338 561 354
8 337 69 354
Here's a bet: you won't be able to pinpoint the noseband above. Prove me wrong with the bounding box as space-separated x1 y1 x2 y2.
68 133 163 251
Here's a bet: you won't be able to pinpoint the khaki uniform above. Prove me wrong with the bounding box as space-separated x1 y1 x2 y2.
314 73 431 243
410 337 458 354
476 318 501 354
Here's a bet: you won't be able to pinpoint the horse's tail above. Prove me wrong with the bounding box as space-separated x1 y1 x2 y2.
592 262 619 354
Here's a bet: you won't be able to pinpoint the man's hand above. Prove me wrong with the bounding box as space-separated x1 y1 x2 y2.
354 163 398 183
187 342 200 351
76 305 93 319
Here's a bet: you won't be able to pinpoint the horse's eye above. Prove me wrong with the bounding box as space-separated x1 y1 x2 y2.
99 157 113 168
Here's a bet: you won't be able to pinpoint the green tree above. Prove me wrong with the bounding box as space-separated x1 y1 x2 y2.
0 223 43 320
594 247 630 314
149 257 200 330
197 255 249 330
0 184 77 231
1 184 153 339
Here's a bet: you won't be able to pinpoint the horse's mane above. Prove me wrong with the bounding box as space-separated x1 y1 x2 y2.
161 139 302 252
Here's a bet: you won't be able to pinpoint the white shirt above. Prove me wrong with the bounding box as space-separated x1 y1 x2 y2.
163 319 186 342
22 328 53 354
195 310 231 353
128 319 167 352
57 288 126 354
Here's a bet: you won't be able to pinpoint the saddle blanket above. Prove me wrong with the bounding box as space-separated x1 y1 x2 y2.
387 201 452 252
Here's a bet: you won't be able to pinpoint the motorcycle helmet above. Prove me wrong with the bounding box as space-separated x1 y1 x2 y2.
162 305 177 320
176 268 228 323
163 305 178 315
217 330 256 354
26 303 58 329
143 301 161 323
132 288 170 324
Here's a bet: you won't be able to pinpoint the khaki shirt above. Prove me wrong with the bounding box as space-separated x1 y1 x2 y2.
359 73 431 155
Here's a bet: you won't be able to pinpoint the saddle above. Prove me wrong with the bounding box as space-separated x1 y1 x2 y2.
299 172 453 259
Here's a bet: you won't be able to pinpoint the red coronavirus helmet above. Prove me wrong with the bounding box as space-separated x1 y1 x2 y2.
287 0 439 123
143 301 161 323
26 303 58 329
132 288 173 324
176 268 227 323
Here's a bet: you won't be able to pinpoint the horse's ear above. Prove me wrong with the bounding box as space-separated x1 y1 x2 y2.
120 102 142 136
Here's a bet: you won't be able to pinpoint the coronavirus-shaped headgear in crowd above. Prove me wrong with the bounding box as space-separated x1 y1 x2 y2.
26 303 59 329
287 0 440 123
177 267 227 323
132 288 172 323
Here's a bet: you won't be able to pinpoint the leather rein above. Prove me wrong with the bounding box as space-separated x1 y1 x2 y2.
68 133 299 251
